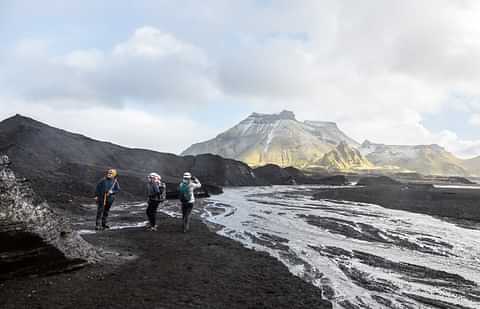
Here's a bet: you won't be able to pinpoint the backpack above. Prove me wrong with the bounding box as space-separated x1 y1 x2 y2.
179 182 192 203
158 183 166 201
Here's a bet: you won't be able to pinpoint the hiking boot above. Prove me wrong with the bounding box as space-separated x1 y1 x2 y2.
150 225 157 231
95 225 102 231
102 225 110 230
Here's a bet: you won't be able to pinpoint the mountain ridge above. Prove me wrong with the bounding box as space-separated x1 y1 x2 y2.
0 114 265 204
359 140 468 176
182 111 480 176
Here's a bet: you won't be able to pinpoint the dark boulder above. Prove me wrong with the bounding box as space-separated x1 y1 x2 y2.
253 164 296 185
253 164 349 186
283 166 307 179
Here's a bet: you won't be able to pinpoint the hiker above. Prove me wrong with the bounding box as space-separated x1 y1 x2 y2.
178 172 201 233
146 172 166 231
95 168 120 230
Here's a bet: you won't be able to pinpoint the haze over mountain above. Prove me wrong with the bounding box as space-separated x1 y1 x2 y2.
183 111 480 176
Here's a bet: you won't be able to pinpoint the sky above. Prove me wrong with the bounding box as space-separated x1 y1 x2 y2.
1 0 480 158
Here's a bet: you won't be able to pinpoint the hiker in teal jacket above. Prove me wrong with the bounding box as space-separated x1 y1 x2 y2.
95 168 120 230
178 172 201 233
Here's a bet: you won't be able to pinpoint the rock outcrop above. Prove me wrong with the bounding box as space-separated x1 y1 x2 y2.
253 164 297 185
253 164 349 186
314 141 373 171
0 156 99 280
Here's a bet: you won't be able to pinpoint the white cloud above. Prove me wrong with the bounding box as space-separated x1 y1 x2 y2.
62 49 104 72
1 27 219 106
469 114 480 127
212 0 480 157
0 96 217 154
2 1 480 157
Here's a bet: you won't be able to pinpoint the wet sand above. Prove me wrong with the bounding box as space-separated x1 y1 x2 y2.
0 214 332 309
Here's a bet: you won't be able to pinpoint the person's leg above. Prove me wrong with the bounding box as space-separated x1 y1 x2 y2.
96 201 103 229
183 203 193 232
146 200 154 227
151 201 160 228
102 200 112 228
181 203 188 232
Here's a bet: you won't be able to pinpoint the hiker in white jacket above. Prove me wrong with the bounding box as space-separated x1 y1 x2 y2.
178 172 201 232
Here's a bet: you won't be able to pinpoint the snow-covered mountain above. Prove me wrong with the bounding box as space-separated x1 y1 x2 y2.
182 111 358 168
359 140 468 176
315 141 374 171
182 111 480 176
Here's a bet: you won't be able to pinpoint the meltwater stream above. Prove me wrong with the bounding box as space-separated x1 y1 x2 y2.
202 186 480 309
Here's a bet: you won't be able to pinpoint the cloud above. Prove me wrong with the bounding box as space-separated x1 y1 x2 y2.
469 114 480 127
1 27 219 107
2 1 480 157
211 0 480 157
0 96 217 154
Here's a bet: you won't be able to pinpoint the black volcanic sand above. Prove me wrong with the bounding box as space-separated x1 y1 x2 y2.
314 183 480 222
0 215 332 309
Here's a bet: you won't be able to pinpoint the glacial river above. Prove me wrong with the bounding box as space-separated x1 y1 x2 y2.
199 186 480 309
78 185 480 308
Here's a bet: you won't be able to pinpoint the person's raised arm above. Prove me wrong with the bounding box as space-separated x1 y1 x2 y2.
192 177 201 189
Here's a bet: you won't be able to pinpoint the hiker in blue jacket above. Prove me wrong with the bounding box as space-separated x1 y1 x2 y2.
95 168 120 230
178 172 201 233
146 172 166 231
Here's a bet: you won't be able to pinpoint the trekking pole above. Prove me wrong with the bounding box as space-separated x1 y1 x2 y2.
103 191 108 210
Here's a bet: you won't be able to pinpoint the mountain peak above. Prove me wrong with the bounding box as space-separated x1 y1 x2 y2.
304 120 338 128
361 140 374 147
278 110 296 120
1 114 49 129
4 113 29 122
249 110 296 121
183 110 359 168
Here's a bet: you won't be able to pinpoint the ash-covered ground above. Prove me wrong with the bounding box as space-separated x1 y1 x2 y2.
0 198 332 309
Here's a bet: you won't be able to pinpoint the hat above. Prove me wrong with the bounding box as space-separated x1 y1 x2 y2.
183 172 192 179
149 172 160 178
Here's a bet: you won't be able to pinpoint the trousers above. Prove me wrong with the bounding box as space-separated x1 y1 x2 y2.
181 202 194 232
96 197 113 227
146 200 161 226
